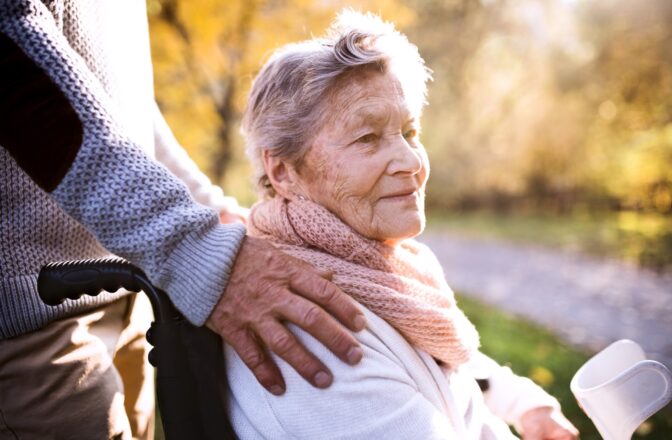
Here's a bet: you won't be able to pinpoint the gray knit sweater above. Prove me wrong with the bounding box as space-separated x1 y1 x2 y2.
0 0 246 339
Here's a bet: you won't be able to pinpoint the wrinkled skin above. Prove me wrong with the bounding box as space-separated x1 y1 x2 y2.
264 69 579 436
268 70 430 244
207 236 366 395
219 69 428 396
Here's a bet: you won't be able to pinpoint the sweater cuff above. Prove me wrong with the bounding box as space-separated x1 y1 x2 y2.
496 372 560 434
155 222 247 325
510 388 561 434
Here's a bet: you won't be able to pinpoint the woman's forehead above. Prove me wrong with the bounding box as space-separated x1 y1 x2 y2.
335 70 400 101
332 76 415 121
347 103 413 126
339 98 416 129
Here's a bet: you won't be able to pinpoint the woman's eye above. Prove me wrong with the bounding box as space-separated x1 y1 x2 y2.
403 129 417 139
357 133 377 143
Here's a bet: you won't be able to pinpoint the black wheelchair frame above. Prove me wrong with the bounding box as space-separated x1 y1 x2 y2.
37 258 237 440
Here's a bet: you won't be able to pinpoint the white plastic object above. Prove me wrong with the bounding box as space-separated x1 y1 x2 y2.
570 339 672 440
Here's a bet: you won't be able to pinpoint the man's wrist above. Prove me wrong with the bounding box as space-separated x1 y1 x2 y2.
155 223 246 325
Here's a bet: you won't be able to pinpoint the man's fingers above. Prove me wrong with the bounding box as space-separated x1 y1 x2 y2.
314 268 334 281
286 256 335 283
280 293 363 366
227 328 286 395
256 319 333 389
289 266 366 332
211 237 368 391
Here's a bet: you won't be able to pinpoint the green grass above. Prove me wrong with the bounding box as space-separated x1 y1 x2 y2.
426 210 672 270
457 294 672 439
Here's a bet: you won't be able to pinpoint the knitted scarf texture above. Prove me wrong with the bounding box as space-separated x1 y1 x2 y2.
249 197 480 367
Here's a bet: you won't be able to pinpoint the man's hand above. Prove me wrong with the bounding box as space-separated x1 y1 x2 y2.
207 236 367 395
519 407 579 440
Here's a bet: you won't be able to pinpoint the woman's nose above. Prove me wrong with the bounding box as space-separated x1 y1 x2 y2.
387 135 423 176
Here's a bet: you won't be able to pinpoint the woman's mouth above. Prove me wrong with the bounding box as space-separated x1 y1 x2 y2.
380 190 418 202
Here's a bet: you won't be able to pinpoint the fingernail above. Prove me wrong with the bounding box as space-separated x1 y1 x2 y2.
269 385 285 396
353 314 367 331
347 346 363 364
314 371 332 388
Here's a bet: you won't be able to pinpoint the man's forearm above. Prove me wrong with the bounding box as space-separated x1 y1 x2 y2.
0 0 245 324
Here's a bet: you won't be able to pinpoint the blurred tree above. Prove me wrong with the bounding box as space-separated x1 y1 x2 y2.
578 0 672 213
405 0 672 214
148 0 413 203
149 0 672 216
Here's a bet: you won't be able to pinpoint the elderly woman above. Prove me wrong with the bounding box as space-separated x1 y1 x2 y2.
225 11 579 439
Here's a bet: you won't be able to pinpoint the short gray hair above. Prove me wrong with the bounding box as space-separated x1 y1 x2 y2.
242 9 432 198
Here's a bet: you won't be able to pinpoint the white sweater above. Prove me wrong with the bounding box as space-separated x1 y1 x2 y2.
225 306 560 439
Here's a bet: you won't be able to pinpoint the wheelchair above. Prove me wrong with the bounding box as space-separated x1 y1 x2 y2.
37 258 238 440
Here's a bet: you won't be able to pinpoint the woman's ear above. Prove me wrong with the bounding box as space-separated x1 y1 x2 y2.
262 150 304 200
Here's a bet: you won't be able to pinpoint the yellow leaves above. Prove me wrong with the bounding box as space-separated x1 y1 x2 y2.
180 0 236 42
596 124 672 211
149 0 414 196
653 187 672 213
598 100 618 121
617 211 669 239
148 0 671 213
150 21 187 72
635 421 654 436
339 0 416 28
529 365 555 388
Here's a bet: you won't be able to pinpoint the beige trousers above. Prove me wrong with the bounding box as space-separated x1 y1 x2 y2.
0 293 155 440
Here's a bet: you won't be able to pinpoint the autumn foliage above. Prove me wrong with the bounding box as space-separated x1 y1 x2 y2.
149 0 672 215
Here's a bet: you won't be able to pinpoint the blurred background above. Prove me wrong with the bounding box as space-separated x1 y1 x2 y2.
146 0 672 438
148 0 672 270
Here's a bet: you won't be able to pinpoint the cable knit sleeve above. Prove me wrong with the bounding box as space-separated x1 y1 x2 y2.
0 0 246 325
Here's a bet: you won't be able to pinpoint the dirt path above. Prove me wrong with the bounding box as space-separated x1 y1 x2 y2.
420 232 672 369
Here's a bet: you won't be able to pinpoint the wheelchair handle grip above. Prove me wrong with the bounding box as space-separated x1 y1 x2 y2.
38 258 145 306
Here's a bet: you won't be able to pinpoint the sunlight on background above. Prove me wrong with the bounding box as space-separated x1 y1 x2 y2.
148 0 672 268
146 0 672 214
147 0 415 206
147 2 672 438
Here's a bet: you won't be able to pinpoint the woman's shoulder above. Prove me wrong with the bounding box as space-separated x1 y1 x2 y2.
224 307 456 439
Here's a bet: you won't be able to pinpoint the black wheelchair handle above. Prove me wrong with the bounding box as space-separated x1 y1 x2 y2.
38 257 145 306
38 258 237 439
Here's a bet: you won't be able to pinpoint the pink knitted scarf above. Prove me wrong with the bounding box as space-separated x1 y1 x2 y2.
249 197 480 366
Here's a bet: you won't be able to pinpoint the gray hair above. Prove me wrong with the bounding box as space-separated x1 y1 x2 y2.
242 9 432 198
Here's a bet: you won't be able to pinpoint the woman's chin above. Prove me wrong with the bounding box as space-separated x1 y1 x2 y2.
379 214 426 244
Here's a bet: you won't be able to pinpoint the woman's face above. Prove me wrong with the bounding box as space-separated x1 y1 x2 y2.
295 70 429 244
